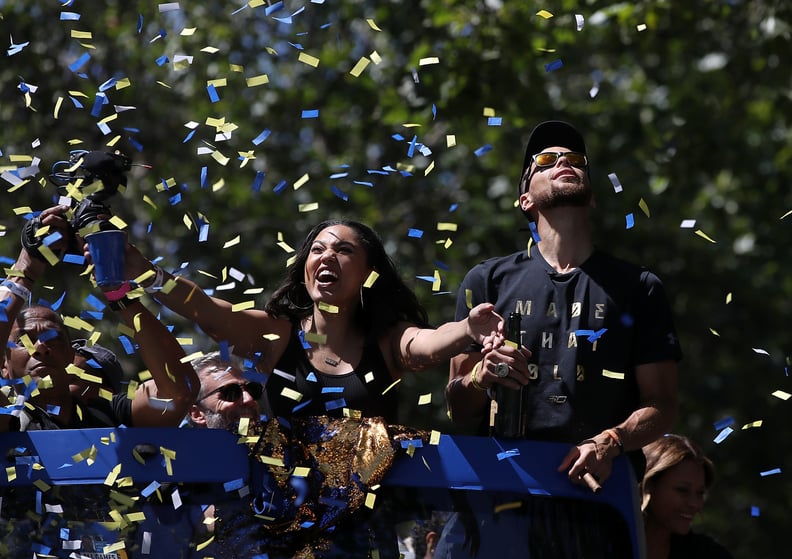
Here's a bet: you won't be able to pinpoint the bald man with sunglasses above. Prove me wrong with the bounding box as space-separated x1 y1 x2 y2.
447 120 681 489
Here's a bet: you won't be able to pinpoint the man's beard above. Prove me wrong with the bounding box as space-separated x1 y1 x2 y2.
203 409 232 429
533 178 592 210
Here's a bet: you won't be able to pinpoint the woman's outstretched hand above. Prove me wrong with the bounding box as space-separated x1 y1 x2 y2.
466 303 505 351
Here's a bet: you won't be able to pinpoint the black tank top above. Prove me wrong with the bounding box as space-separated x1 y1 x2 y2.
266 325 399 423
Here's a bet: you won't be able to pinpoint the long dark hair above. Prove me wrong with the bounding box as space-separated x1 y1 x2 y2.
265 219 430 340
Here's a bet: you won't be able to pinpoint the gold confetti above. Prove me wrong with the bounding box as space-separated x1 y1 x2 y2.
349 57 371 77
694 229 717 243
363 270 379 288
298 52 320 67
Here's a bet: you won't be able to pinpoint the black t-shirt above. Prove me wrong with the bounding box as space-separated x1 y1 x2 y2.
266 325 399 423
669 531 733 558
19 393 134 430
456 245 682 443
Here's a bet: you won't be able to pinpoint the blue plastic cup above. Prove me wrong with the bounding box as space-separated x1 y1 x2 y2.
85 230 127 287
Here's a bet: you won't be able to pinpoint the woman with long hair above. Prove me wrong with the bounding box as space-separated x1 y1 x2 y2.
641 434 732 559
125 219 503 423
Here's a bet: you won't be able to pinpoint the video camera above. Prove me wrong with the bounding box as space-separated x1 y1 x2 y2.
21 150 133 261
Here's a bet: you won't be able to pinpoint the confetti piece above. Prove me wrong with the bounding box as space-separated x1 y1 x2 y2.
363 270 379 288
536 10 553 19
752 348 770 356
418 57 439 66
637 23 647 31
417 393 432 405
602 369 625 380
608 172 623 193
680 219 696 228
366 18 382 31
751 506 760 517
625 213 634 229
575 14 585 31
713 427 733 444
349 57 370 77
771 390 791 400
497 448 520 460
246 74 270 87
760 468 781 477
694 229 717 243
741 420 762 430
298 52 320 67
544 59 563 72
638 198 650 217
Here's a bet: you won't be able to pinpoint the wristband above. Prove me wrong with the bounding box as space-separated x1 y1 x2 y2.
142 265 166 294
470 361 487 391
603 428 624 454
108 296 137 311
103 282 132 302
1 280 31 302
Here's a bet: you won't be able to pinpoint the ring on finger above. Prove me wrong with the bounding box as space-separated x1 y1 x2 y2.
495 362 510 378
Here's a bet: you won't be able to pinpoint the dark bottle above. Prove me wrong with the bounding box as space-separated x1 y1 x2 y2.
492 312 525 438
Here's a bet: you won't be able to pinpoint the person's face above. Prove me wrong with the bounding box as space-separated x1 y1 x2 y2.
190 365 261 429
303 225 371 310
519 145 592 214
645 458 708 536
3 308 73 389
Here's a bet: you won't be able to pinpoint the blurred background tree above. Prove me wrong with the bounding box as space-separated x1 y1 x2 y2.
1 1 790 556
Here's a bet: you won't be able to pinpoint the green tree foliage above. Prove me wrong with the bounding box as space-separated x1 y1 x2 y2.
1 1 791 556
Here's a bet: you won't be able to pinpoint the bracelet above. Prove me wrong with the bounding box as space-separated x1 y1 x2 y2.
0 280 31 302
142 265 165 294
470 361 487 391
603 428 624 455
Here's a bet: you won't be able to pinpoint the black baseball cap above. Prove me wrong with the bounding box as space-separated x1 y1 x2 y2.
519 120 587 193
72 339 124 392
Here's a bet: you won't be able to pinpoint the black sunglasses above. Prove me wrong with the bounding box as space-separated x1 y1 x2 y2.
532 151 587 168
198 381 263 403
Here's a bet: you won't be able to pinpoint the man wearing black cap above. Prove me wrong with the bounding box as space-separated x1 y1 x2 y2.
445 121 680 551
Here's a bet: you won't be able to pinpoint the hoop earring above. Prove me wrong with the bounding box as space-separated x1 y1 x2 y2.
286 286 313 311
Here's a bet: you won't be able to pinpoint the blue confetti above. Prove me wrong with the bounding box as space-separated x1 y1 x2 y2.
207 84 220 103
273 180 287 194
408 229 424 238
474 144 493 157
625 213 635 229
62 253 85 265
487 117 502 126
713 427 733 444
528 221 541 243
252 129 271 145
760 468 781 477
301 109 319 119
713 416 734 431
324 398 347 411
68 53 91 72
331 186 349 201
252 171 265 192
751 506 760 517
497 448 520 460
544 59 564 72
